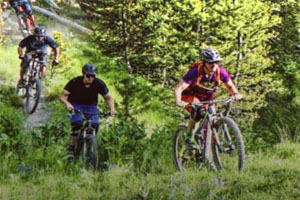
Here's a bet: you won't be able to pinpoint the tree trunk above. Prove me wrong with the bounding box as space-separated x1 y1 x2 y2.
32 6 92 33
121 7 132 73
234 31 242 86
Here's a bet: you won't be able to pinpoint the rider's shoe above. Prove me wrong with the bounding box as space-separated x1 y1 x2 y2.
185 138 196 150
17 79 26 88
66 144 76 162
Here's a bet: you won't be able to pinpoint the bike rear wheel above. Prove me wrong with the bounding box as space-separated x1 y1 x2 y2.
85 134 98 170
212 117 245 171
25 78 42 114
17 13 30 37
173 125 203 172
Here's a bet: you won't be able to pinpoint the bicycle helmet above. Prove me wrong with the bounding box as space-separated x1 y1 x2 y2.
34 26 46 37
201 48 222 63
82 63 97 75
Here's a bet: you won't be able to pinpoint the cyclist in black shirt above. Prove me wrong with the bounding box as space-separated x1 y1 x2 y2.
59 63 116 151
18 26 60 86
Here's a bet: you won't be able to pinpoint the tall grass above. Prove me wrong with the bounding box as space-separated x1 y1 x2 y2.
1 142 300 199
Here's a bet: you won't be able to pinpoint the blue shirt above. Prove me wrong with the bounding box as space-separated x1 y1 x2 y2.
19 35 58 52
9 0 28 3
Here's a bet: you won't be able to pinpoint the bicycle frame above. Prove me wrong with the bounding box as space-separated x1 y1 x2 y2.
71 110 110 167
189 97 233 163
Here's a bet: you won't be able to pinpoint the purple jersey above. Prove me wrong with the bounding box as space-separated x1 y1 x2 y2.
183 66 231 85
181 66 231 101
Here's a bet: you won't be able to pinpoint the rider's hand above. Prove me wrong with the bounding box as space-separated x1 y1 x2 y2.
52 59 59 66
176 101 188 108
66 103 74 111
19 54 24 60
1 2 8 10
233 93 243 101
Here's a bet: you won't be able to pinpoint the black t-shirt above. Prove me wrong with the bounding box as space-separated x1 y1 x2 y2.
64 76 109 105
19 35 58 52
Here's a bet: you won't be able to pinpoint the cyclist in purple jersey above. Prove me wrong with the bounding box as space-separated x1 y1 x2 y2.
174 48 242 149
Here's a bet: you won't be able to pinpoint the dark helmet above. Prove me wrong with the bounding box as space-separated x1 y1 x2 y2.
82 63 97 75
201 48 222 63
34 26 46 37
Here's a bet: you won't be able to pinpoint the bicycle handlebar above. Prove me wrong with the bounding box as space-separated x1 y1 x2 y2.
69 109 112 118
188 96 233 107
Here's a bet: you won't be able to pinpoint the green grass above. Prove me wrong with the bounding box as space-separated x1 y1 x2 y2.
1 142 300 199
1 19 300 200
0 43 19 84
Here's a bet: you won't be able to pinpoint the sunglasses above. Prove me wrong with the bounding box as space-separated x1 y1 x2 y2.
207 61 219 64
85 74 95 78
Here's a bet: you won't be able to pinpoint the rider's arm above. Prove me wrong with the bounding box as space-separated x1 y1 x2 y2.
103 93 117 115
17 46 24 57
54 47 60 61
59 89 74 111
224 80 243 100
174 79 190 107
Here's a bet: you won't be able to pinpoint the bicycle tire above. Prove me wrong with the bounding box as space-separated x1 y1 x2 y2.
173 125 203 172
85 134 98 170
25 78 42 114
17 13 30 37
212 117 245 171
203 125 217 171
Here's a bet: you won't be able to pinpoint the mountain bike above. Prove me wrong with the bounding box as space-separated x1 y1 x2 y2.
17 51 42 114
173 96 245 172
69 109 111 170
15 1 35 37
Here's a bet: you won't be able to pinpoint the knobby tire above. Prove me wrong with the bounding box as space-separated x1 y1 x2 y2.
25 78 42 114
85 134 98 170
17 13 30 37
212 117 245 171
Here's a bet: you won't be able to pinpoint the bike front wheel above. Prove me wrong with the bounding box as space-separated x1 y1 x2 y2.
212 117 245 171
85 134 98 170
25 78 42 114
173 125 203 172
17 13 30 37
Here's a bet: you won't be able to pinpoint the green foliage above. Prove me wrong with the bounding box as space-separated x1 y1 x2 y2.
0 102 25 152
0 85 23 108
99 116 149 168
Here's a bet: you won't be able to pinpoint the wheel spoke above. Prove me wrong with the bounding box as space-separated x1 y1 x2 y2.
213 117 245 171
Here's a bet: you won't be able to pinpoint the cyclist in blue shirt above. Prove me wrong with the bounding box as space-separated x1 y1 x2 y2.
59 63 117 152
18 26 60 86
2 0 36 26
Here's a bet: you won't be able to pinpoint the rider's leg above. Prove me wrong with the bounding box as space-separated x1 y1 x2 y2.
22 1 35 26
40 65 47 79
18 53 31 84
84 105 100 134
69 106 83 153
70 121 82 147
38 50 48 79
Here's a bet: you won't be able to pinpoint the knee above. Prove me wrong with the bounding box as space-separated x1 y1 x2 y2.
71 121 83 135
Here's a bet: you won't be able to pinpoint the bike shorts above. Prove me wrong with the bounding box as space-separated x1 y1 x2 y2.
70 104 99 126
21 50 48 69
181 89 213 113
10 1 32 15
